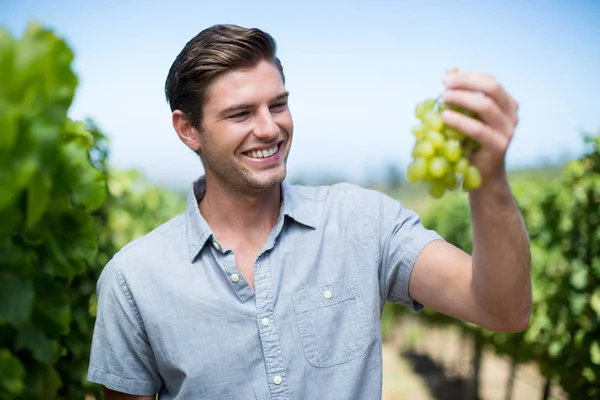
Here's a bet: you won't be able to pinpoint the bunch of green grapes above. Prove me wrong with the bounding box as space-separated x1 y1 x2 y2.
406 98 482 198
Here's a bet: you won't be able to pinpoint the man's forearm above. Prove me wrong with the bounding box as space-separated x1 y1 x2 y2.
469 175 532 331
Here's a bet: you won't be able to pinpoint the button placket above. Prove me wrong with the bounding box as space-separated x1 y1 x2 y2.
253 259 290 399
217 253 254 303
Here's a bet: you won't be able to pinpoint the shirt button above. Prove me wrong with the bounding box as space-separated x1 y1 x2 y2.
262 317 270 327
212 241 221 251
273 375 282 385
230 274 240 283
324 290 332 300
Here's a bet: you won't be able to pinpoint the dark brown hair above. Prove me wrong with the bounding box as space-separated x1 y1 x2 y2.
165 24 285 129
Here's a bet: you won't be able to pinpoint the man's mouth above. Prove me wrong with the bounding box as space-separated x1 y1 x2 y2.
243 143 280 159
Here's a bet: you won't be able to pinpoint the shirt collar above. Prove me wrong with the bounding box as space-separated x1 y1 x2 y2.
280 180 316 230
186 176 317 263
185 176 213 263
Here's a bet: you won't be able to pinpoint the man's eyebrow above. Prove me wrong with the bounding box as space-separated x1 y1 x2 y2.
219 91 290 117
271 91 290 103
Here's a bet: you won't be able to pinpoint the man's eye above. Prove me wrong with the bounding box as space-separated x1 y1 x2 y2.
230 111 249 119
271 103 287 111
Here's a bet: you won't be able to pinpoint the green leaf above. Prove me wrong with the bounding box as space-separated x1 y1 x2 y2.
0 157 38 210
64 142 107 211
570 293 587 316
19 362 63 400
0 28 15 93
34 279 71 335
0 348 26 396
44 232 71 278
26 171 52 228
29 117 62 158
15 322 61 364
570 266 588 290
548 341 562 358
57 209 98 270
590 290 600 317
574 329 586 348
39 365 62 400
0 272 34 326
64 119 93 149
89 293 98 317
591 341 600 365
0 103 18 151
0 202 24 239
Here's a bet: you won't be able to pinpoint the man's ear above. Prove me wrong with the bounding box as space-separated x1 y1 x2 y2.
172 110 202 152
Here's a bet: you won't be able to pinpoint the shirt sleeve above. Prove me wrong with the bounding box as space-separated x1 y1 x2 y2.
87 259 163 395
376 191 444 311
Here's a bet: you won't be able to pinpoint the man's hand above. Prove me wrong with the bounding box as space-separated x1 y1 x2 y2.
409 70 531 332
439 70 520 185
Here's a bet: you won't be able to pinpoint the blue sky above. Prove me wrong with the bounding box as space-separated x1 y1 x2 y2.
2 0 599 189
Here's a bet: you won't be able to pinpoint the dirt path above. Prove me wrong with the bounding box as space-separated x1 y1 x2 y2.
382 341 433 400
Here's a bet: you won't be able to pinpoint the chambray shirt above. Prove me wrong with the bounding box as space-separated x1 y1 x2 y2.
87 176 443 399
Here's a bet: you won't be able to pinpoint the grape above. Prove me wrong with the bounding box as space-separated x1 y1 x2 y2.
455 157 470 176
428 157 449 179
443 169 458 189
412 124 427 140
426 130 445 150
423 110 444 131
406 92 483 198
407 157 427 182
462 165 482 191
427 180 446 199
415 98 436 119
443 140 462 162
412 140 435 159
442 126 465 141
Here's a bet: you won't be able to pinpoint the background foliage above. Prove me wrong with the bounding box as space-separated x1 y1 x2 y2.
1 22 598 399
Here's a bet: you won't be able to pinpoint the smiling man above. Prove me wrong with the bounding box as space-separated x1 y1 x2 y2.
87 24 532 400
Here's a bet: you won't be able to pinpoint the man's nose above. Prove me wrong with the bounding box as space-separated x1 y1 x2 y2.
253 108 279 139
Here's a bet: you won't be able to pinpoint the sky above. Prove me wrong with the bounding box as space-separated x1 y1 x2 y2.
2 0 599 189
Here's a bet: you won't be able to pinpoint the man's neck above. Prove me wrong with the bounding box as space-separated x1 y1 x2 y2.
198 178 282 243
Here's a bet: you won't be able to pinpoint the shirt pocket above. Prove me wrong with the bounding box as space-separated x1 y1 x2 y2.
291 275 369 368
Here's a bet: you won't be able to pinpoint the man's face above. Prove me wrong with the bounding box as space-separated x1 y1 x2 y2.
197 60 293 195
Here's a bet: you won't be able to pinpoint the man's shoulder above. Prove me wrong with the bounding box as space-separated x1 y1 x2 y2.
286 181 394 208
104 212 187 273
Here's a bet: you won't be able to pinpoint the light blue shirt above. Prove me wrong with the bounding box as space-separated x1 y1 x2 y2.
87 176 442 399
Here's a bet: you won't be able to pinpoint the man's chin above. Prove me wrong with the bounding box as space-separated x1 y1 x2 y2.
247 169 287 193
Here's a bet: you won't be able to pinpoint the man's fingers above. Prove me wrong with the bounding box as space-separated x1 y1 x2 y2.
441 89 512 135
441 108 508 152
443 72 518 124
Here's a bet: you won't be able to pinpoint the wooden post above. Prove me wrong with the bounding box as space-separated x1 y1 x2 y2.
541 377 552 400
504 355 517 400
467 333 483 400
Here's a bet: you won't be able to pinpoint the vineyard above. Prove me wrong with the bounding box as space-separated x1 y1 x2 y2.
1 23 599 399
0 24 186 399
387 134 600 398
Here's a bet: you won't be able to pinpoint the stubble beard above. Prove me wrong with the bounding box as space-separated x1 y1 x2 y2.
201 143 289 196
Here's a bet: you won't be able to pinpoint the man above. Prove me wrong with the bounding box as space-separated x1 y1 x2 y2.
88 24 531 399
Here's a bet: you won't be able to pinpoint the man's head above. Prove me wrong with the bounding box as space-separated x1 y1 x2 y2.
166 24 293 195
165 24 285 131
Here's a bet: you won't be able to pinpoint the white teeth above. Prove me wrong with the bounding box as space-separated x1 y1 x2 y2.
247 144 279 159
